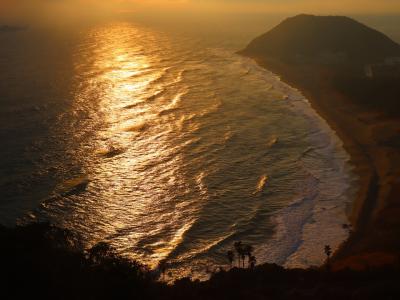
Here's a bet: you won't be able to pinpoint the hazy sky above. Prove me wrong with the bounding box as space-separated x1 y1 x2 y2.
2 0 400 25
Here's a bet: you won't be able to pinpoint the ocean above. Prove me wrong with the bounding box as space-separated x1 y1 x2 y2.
0 22 358 281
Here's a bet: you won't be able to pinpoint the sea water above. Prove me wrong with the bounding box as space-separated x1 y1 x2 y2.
0 22 358 280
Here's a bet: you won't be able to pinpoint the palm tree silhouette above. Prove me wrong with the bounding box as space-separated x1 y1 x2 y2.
233 241 243 268
241 252 246 268
242 244 254 268
249 255 257 269
227 250 235 268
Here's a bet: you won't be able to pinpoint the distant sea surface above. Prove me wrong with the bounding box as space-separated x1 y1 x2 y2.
0 23 358 280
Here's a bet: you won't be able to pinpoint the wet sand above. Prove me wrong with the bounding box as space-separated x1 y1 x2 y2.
251 58 400 269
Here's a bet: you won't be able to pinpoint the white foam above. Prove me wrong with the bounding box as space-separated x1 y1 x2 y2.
240 56 359 268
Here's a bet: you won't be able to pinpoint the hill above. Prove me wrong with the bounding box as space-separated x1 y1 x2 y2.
241 14 400 65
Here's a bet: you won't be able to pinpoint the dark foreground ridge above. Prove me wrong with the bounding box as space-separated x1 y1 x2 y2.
240 15 400 272
1 223 400 299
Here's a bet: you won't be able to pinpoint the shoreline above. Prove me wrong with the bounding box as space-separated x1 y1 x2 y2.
248 57 399 269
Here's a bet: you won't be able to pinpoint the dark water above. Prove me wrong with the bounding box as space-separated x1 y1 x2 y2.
0 23 358 280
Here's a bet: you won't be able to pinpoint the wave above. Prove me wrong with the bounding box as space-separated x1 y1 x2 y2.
256 175 319 265
146 67 186 92
123 120 149 132
148 67 173 86
166 230 237 264
158 107 179 116
176 113 197 131
145 89 167 102
267 135 279 148
157 91 188 116
223 130 235 143
41 175 91 202
301 146 315 158
95 145 125 158
128 68 155 80
253 174 269 195
196 101 223 119
123 102 143 110
154 220 196 263
143 74 187 107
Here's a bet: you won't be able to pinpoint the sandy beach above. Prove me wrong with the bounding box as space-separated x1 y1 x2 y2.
252 58 400 270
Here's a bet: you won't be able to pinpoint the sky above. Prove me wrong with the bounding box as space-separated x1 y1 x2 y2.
1 0 400 25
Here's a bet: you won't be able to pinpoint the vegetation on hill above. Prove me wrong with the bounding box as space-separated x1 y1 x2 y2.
1 223 400 299
240 14 400 115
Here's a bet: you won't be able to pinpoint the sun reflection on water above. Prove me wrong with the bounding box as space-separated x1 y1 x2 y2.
30 21 360 282
70 23 199 268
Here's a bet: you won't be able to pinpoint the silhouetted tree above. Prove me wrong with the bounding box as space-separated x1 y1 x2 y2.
88 242 115 264
324 245 332 270
234 241 243 267
47 226 78 250
249 255 257 269
241 252 246 268
243 244 254 268
227 250 235 268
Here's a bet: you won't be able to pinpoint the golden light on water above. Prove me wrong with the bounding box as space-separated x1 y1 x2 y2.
31 20 359 281
69 23 198 268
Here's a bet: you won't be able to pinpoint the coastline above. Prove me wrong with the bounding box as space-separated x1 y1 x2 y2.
248 57 400 269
